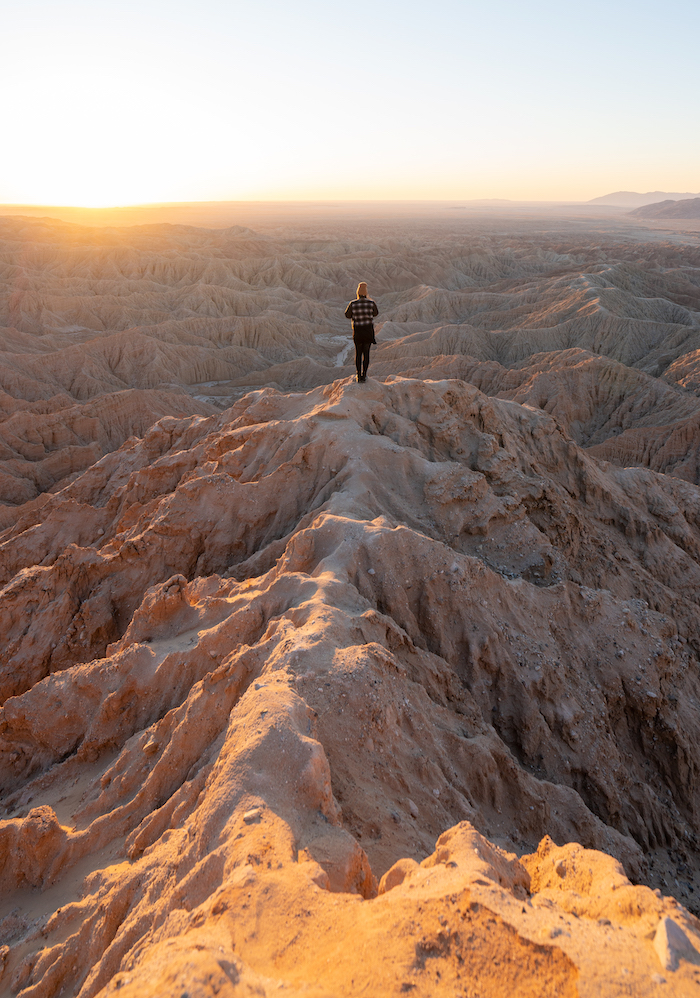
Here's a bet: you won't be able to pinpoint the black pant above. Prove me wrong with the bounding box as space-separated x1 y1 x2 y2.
353 326 374 377
355 341 371 377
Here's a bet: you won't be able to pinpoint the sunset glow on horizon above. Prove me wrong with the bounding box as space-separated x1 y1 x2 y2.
3 0 699 208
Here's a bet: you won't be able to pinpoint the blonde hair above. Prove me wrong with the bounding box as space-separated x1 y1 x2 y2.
356 282 368 297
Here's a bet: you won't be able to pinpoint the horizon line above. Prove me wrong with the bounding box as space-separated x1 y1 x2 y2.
0 197 615 210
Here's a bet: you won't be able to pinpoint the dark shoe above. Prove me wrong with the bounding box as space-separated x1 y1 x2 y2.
359 376 366 382
356 374 362 382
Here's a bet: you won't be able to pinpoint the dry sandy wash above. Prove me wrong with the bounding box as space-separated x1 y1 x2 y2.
2 207 700 997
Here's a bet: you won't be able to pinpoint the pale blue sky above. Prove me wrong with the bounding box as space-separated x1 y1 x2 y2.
3 0 699 205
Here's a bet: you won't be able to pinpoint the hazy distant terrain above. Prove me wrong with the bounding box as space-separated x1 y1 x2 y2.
5 193 700 229
631 198 700 219
3 206 700 997
589 190 700 207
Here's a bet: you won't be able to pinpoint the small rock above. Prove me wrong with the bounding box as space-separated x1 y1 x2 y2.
379 857 420 894
367 568 375 575
555 860 566 878
407 799 419 818
243 808 262 824
651 974 666 985
654 916 698 971
143 739 159 755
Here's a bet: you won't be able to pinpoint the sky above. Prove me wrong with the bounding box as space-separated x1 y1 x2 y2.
2 0 699 206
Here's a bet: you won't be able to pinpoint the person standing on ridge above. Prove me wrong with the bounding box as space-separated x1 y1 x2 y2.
345 281 378 383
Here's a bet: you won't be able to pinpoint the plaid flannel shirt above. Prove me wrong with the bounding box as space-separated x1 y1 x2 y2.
344 295 378 329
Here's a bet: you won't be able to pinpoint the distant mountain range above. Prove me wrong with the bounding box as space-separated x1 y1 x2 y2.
629 197 700 219
588 190 700 207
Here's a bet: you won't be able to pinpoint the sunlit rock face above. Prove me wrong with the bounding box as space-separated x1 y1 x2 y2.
2 211 700 997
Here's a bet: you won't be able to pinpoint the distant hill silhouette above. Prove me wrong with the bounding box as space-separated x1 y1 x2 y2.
629 197 700 219
589 190 700 207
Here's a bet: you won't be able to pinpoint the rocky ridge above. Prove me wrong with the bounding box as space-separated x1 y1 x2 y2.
4 213 699 504
2 376 700 995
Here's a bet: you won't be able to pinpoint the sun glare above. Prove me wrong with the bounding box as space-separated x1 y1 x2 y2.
3 155 175 210
2 165 185 212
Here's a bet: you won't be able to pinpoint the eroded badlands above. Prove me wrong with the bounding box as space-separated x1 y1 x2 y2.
2 210 700 997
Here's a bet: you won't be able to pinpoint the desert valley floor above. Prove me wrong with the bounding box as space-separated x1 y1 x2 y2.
1 204 700 996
